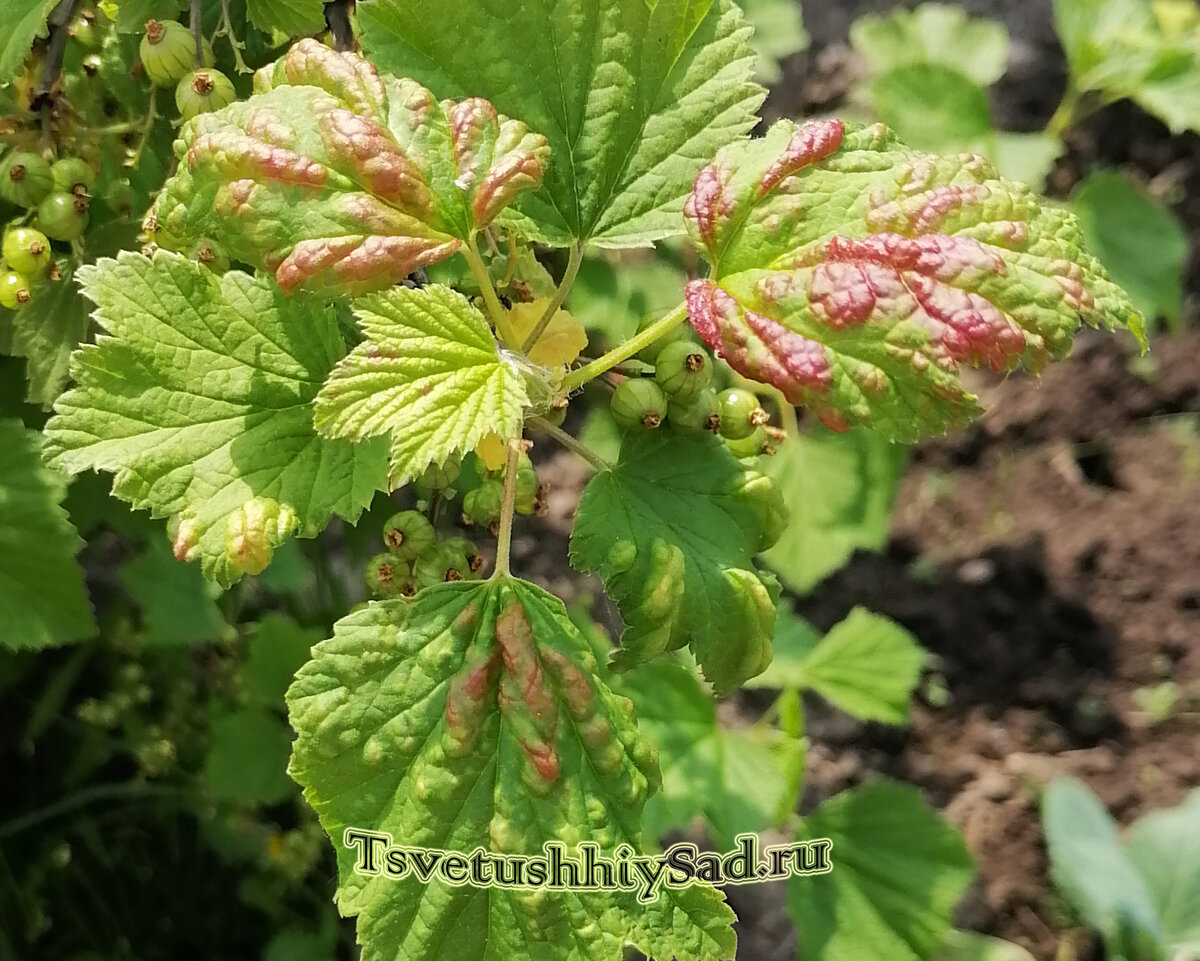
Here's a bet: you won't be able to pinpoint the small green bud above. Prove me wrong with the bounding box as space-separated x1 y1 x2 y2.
514 453 538 515
190 237 230 272
415 543 471 588
419 452 462 490
463 480 504 526
140 19 212 88
0 151 54 208
2 227 51 275
365 553 416 598
0 271 33 310
725 425 770 459
51 157 97 196
667 387 720 435
36 191 88 241
654 340 712 399
717 388 765 440
175 68 236 122
381 510 435 561
611 377 668 432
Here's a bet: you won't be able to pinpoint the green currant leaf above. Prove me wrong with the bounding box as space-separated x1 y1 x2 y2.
746 607 925 725
120 538 225 646
287 579 736 961
206 705 296 805
1072 171 1187 328
1043 776 1164 947
569 431 779 693
0 419 95 650
358 0 764 247
684 119 1144 441
314 284 530 489
154 40 549 297
246 0 325 38
1125 789 1200 954
850 3 1010 86
240 614 323 706
44 251 388 587
619 661 801 849
0 0 56 82
8 265 91 409
932 931 1038 961
1055 0 1200 134
760 427 906 594
789 780 975 961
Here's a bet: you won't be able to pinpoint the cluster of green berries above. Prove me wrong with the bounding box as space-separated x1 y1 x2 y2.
140 19 235 121
366 510 484 599
609 324 781 458
0 154 96 307
462 448 543 528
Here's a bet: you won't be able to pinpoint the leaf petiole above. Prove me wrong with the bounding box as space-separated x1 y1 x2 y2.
490 435 523 579
528 415 610 471
463 233 521 349
521 243 582 353
562 302 689 392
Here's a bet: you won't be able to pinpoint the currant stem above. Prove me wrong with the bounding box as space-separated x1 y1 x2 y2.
189 0 204 68
521 243 582 353
562 302 688 392
528 416 611 471
213 0 251 73
463 234 521 348
490 437 523 579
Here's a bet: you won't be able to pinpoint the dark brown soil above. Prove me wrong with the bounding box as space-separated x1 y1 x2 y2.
785 326 1200 960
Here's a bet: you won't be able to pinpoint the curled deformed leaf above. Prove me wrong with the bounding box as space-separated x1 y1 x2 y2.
154 39 550 296
683 118 1144 441
570 431 781 693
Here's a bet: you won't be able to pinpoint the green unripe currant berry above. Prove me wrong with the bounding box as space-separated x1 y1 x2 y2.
190 237 230 272
36 191 89 241
0 151 54 208
441 537 484 578
414 543 470 588
725 425 769 459
0 271 33 310
104 178 135 216
365 553 417 598
635 312 694 363
463 480 504 526
514 454 538 515
381 510 435 562
717 388 766 440
2 227 51 275
175 68 236 122
71 15 100 50
51 157 97 196
419 452 462 491
611 377 668 431
654 339 712 399
140 19 211 88
667 387 721 436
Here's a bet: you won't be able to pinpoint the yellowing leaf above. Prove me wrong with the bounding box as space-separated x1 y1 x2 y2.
474 431 507 471
506 298 588 368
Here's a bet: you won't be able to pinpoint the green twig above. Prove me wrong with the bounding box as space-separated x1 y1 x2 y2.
490 437 523 579
529 415 610 471
562 303 688 392
212 0 251 73
189 0 204 68
127 88 158 171
463 234 521 348
521 243 582 353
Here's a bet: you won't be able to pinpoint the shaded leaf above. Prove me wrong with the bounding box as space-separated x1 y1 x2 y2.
0 419 95 650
